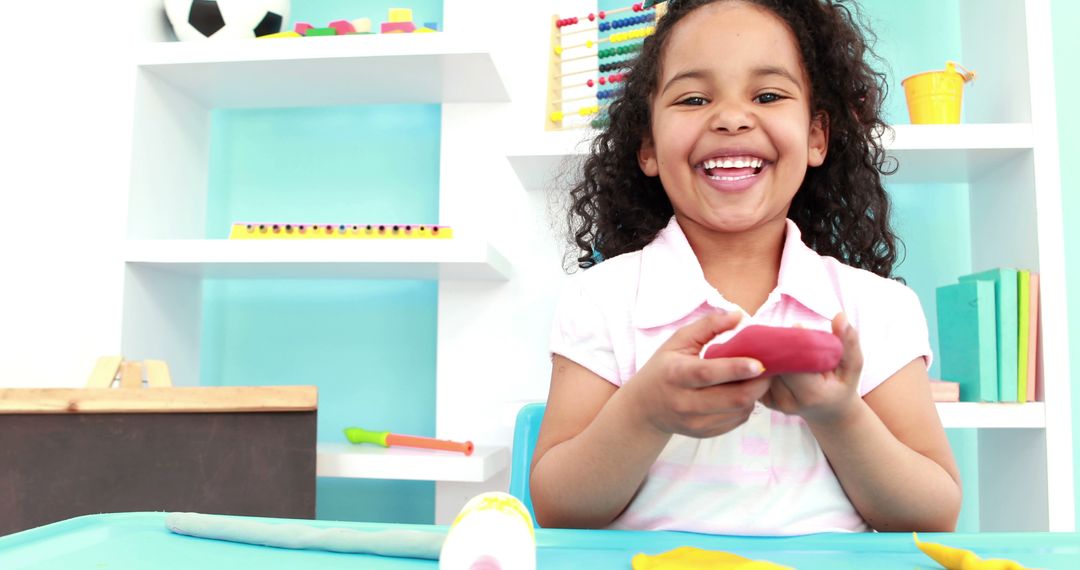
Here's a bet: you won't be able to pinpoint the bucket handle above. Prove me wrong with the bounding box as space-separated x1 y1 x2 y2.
947 61 976 83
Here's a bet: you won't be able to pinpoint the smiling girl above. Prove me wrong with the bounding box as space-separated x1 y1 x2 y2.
532 0 962 534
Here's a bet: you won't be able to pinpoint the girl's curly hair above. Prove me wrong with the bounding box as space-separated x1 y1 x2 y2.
566 0 902 278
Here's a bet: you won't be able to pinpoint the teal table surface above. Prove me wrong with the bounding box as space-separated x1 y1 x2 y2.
1 512 1078 569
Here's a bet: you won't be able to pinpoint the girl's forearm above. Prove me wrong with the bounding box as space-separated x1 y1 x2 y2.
808 399 962 532
529 385 672 529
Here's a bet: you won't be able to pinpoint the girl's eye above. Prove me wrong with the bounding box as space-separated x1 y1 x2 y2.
677 96 708 106
755 93 784 104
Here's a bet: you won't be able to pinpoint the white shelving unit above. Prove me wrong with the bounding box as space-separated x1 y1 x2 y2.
494 0 1074 533
936 403 1046 429
124 239 512 280
137 33 509 108
125 1 514 486
317 443 509 483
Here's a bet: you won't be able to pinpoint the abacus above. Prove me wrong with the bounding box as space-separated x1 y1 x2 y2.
546 1 668 131
228 223 454 240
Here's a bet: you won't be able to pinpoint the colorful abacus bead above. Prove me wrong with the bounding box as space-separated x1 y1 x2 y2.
579 104 599 116
598 88 622 100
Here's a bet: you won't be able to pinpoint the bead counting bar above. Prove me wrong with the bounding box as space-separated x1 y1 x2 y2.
546 1 668 131
228 223 453 240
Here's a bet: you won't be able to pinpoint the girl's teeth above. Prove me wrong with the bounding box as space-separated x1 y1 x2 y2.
709 173 755 182
702 157 763 169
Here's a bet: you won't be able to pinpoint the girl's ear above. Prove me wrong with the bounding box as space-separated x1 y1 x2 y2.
808 111 829 167
638 135 659 176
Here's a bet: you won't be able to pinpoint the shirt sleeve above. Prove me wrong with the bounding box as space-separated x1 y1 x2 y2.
857 283 934 396
549 274 622 386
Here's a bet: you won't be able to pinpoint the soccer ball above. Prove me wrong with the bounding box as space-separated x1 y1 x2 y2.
164 0 290 41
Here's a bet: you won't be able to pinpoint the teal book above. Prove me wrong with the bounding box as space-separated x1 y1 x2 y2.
937 281 998 402
959 268 1019 402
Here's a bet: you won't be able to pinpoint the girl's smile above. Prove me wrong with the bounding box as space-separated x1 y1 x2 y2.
696 151 770 193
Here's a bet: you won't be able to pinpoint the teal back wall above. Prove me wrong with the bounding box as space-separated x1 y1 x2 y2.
203 102 442 520
202 0 444 524
291 0 442 32
203 103 442 523
211 0 444 526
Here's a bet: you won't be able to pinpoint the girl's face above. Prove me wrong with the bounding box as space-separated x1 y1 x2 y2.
638 1 827 235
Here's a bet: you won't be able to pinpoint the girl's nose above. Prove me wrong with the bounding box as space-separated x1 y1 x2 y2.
710 104 754 133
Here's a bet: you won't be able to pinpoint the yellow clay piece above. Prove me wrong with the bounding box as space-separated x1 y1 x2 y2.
631 546 792 570
913 533 1029 570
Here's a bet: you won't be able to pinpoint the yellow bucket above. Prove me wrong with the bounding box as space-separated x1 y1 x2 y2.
901 62 976 124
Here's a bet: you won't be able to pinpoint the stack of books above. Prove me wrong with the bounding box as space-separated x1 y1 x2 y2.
936 268 1040 403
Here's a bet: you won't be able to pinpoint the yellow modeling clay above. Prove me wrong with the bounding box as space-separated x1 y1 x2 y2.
631 546 792 570
913 533 1028 570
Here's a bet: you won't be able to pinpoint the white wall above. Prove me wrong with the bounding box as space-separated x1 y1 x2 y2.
0 1 134 388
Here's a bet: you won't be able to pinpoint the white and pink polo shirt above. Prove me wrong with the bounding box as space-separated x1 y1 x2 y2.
549 216 931 535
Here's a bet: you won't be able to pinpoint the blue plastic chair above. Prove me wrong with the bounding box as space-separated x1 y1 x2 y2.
508 402 546 527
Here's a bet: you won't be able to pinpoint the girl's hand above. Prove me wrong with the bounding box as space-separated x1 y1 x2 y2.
759 313 864 426
626 311 770 438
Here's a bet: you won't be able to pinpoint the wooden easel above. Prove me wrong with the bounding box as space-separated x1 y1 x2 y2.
86 356 173 388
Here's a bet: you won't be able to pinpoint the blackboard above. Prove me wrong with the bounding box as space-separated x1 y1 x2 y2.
0 410 316 536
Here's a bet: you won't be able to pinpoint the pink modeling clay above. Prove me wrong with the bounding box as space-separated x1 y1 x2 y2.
702 325 843 375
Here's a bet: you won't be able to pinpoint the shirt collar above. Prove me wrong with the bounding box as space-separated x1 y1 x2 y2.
774 219 843 321
632 217 842 329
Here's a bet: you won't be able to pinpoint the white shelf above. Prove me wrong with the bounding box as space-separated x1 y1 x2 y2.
506 123 1035 191
316 443 509 482
885 123 1035 184
137 33 510 108
937 402 1046 429
124 239 512 280
506 129 595 193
